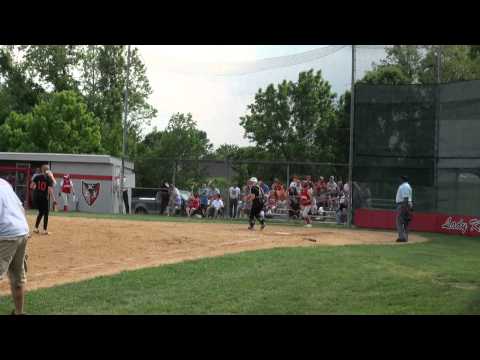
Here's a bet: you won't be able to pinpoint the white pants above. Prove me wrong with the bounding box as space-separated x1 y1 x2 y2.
61 192 74 208
302 206 312 219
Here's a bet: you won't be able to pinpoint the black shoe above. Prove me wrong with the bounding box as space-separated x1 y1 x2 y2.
396 238 407 243
10 310 27 315
248 226 254 231
260 223 266 230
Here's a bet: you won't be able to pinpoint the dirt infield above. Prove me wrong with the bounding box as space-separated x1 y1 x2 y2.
0 216 428 295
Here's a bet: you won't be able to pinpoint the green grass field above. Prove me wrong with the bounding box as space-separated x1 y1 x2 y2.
3 213 480 314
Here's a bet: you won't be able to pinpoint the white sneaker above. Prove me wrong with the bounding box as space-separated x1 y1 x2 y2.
304 224 312 228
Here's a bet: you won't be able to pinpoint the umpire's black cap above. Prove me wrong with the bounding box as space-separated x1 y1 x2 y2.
400 175 408 182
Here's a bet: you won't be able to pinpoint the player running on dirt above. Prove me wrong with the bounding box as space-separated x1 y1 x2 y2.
247 177 266 231
300 181 314 228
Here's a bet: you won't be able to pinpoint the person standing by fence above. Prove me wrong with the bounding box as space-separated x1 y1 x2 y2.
395 175 413 243
228 184 241 218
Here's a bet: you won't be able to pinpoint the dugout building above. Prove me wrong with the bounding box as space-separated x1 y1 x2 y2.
0 152 135 214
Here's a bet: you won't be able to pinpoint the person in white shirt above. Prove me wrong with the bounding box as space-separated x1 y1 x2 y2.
228 184 241 218
167 184 181 216
395 175 413 243
0 178 30 315
208 194 224 218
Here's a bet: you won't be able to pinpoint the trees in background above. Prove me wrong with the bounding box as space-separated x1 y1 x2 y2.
135 113 213 188
0 45 156 157
240 70 338 162
0 91 103 153
3 45 480 188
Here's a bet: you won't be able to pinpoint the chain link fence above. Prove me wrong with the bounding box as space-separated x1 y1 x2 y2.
133 158 350 223
354 80 480 216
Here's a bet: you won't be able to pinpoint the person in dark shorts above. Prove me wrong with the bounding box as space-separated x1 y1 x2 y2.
31 165 56 235
247 177 266 231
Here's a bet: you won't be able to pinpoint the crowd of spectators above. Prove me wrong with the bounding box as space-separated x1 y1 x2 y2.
235 175 350 224
175 175 350 225
184 182 225 219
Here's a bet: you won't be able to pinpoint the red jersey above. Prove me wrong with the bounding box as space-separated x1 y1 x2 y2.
192 198 200 209
300 188 312 206
316 181 327 194
61 177 73 194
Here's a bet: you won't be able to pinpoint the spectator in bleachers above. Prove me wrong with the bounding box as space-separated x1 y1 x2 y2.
327 176 338 193
336 193 348 224
305 175 314 189
288 182 300 219
337 179 344 196
259 178 270 195
315 176 327 194
240 182 252 218
199 183 210 217
327 176 338 210
186 193 202 217
307 180 318 215
228 183 241 218
208 181 220 197
289 175 300 190
273 180 287 202
167 184 181 216
207 194 224 218
265 190 277 217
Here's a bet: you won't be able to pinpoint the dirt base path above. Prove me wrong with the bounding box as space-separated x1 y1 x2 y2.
0 216 428 295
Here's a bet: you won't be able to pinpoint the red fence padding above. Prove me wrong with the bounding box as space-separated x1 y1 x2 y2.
354 209 480 236
354 208 480 237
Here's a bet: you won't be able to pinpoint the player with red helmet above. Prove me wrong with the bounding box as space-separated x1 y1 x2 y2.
59 174 75 212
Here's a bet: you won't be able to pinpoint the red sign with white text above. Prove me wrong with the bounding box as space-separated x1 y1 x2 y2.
354 209 480 237
437 215 480 236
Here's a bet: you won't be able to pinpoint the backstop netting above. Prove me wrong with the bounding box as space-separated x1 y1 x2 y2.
353 80 480 216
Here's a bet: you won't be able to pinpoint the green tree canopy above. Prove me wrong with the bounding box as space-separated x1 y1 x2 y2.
0 45 157 157
135 113 213 188
360 45 480 85
0 47 45 126
0 90 103 153
240 69 338 162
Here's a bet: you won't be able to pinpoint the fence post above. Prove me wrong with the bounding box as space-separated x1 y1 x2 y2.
172 160 177 186
225 158 230 218
286 163 290 187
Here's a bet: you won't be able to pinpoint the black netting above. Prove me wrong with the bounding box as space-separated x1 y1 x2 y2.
353 80 480 215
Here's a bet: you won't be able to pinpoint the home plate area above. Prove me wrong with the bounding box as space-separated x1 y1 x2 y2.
0 216 427 295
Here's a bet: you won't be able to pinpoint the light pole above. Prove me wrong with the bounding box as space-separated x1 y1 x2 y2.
120 45 131 214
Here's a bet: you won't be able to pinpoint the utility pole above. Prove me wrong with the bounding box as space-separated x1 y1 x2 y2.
433 45 442 212
347 45 356 227
120 45 131 214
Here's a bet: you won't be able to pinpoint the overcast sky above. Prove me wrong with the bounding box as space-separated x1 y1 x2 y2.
136 45 387 147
